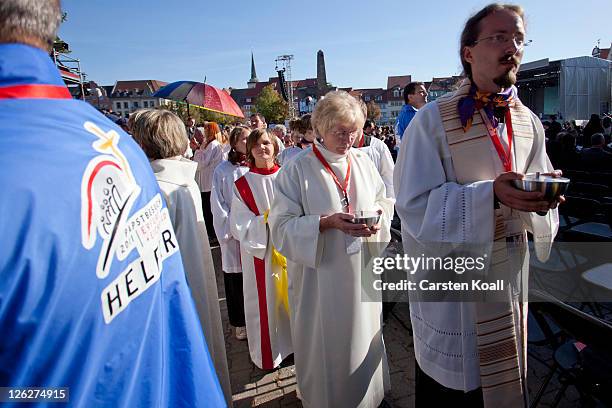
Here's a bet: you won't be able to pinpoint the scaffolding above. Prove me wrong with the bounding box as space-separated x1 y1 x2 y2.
52 50 85 99
275 55 296 119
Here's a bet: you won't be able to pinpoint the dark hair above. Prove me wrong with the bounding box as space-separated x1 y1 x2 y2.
363 119 374 130
583 114 604 134
227 125 249 165
245 129 279 166
250 112 265 122
591 133 605 146
587 114 602 126
559 132 576 150
300 114 312 131
289 118 304 133
403 81 425 104
459 3 525 79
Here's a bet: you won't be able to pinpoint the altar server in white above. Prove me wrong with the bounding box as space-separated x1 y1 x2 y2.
211 126 250 340
230 129 293 370
269 91 394 408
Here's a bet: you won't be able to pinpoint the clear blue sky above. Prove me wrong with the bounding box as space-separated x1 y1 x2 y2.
60 0 611 89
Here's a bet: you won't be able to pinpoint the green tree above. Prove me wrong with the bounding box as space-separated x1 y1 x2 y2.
366 100 381 122
254 85 289 124
53 12 70 54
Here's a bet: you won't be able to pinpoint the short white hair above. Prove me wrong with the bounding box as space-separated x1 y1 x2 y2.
311 91 365 137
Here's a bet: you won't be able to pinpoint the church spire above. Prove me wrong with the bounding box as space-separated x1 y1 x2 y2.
248 52 259 88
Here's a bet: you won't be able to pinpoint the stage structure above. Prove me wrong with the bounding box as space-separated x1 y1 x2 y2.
517 56 611 121
275 55 296 119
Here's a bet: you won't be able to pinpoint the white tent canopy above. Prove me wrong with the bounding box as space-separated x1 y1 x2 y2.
560 56 611 121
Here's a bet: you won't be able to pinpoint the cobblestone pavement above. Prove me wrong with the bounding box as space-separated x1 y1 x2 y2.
211 246 581 407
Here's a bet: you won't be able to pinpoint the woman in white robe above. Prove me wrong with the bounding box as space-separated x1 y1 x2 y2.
193 122 224 241
211 126 250 339
131 110 232 405
269 91 394 408
230 129 293 370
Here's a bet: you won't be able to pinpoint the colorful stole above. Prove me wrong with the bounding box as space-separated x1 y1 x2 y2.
436 79 534 408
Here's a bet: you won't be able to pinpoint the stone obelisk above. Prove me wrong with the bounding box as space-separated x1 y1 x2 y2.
316 50 329 97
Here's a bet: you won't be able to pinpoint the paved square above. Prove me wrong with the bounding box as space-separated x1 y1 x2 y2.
212 246 577 407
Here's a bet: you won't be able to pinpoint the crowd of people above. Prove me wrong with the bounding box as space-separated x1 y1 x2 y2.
5 1 607 407
110 94 394 407
544 113 612 173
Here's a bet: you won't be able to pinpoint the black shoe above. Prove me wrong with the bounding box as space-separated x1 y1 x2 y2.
378 399 394 408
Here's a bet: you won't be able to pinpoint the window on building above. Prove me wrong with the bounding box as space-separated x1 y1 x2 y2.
143 101 148 108
123 102 128 109
376 95 382 101
364 96 370 101
246 98 252 103
133 101 139 108
149 100 155 107
393 90 399 97
116 102 122 110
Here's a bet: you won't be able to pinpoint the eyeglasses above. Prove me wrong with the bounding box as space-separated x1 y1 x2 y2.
331 129 361 139
472 34 532 49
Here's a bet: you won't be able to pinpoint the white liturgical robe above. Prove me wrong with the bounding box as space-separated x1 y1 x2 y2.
355 135 395 199
269 141 394 408
193 139 223 193
277 146 303 165
393 94 559 392
211 160 249 273
150 158 231 404
230 166 293 370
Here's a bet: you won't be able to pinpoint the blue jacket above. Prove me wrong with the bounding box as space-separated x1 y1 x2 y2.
0 44 225 407
395 103 418 140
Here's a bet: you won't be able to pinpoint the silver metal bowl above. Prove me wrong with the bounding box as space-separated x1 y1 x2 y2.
351 210 381 227
512 173 570 201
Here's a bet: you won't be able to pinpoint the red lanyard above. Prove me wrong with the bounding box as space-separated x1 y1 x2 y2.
312 144 352 212
479 109 513 172
357 134 365 148
0 84 72 99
